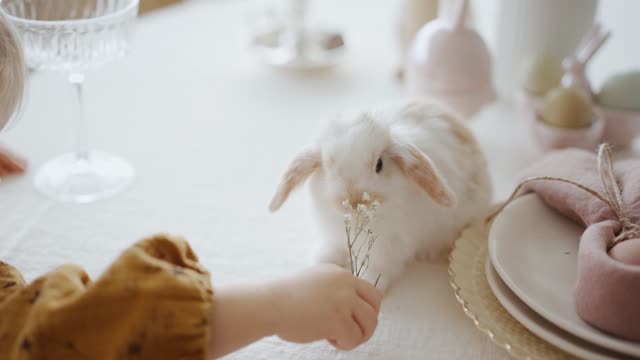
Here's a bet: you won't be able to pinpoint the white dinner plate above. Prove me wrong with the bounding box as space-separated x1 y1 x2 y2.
489 194 640 357
485 259 634 360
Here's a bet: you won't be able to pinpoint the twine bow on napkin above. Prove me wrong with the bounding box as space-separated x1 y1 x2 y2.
488 143 640 251
596 145 640 249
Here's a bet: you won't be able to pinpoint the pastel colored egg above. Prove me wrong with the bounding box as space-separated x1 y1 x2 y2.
596 71 640 111
609 238 640 266
540 86 593 128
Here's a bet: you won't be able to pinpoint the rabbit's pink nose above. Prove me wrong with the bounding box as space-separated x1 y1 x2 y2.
338 191 384 209
348 189 371 207
335 191 363 210
347 186 365 206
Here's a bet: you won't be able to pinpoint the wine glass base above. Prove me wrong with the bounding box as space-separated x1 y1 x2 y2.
34 151 135 203
252 28 347 70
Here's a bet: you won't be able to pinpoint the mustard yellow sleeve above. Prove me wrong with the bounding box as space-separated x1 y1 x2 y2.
0 234 213 360
0 260 26 301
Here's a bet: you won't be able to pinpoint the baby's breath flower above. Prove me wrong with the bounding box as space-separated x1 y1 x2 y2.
343 213 352 224
356 203 368 213
344 194 382 287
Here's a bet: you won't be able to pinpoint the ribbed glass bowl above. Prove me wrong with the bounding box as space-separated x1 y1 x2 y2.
1 0 139 71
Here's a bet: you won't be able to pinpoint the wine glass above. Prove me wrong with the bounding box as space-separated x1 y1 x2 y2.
251 0 347 70
0 0 139 203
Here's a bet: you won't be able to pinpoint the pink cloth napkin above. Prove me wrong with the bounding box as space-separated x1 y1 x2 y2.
516 148 640 341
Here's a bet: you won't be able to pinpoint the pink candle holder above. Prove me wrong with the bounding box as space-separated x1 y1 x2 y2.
530 110 605 152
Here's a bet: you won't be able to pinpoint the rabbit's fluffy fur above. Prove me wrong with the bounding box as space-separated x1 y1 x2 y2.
271 99 491 291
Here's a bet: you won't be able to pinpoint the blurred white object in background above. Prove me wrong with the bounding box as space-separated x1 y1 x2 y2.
396 0 439 71
492 0 598 97
250 0 347 70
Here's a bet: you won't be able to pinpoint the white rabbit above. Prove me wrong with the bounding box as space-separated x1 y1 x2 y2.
269 99 492 292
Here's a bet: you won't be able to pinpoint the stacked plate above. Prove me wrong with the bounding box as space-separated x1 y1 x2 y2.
487 194 640 359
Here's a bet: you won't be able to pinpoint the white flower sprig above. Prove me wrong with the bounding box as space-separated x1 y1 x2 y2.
342 192 381 287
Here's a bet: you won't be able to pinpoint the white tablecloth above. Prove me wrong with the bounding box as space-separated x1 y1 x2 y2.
1 1 636 359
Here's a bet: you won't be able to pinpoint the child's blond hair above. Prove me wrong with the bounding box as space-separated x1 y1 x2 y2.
0 10 26 132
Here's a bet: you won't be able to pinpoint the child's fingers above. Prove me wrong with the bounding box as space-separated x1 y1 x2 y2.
332 312 364 351
353 298 378 342
0 164 14 177
0 151 26 173
356 279 382 312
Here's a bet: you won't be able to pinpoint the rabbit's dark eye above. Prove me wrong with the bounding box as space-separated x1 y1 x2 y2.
375 158 383 174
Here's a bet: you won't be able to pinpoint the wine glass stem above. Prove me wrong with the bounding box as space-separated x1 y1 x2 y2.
289 0 307 54
69 73 89 161
290 0 306 28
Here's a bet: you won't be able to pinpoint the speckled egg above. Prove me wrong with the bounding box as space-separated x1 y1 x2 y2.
540 86 593 128
520 55 564 96
597 71 640 111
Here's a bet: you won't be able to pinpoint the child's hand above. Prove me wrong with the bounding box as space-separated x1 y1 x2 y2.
269 264 382 350
209 264 382 358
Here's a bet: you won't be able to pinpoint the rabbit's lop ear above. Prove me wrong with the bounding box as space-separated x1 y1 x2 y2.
269 147 321 212
389 142 457 208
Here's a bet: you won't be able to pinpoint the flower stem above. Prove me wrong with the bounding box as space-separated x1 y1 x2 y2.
346 226 355 275
374 274 381 288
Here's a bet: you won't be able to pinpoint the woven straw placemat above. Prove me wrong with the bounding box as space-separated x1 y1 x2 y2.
448 214 577 360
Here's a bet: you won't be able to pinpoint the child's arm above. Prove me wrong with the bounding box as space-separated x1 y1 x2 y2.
209 264 382 359
0 236 379 360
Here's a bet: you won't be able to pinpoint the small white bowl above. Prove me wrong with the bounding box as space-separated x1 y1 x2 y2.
531 111 605 151
596 105 640 146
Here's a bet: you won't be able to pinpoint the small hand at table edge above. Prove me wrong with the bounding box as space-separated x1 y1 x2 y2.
208 264 382 358
0 145 26 178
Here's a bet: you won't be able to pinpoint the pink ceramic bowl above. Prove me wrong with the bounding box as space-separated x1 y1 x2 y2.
531 111 605 151
597 105 640 146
